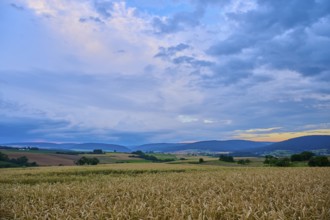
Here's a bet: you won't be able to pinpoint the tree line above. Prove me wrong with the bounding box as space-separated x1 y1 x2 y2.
130 151 175 162
0 152 38 168
264 151 330 167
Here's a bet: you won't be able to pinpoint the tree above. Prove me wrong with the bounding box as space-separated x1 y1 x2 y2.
290 154 302 161
264 155 277 165
76 156 100 165
15 156 29 165
93 149 103 154
199 158 204 163
264 156 290 167
219 155 235 162
75 156 89 165
132 150 144 156
0 152 9 161
300 151 315 160
0 152 37 167
308 156 330 167
291 151 315 161
275 158 291 167
89 157 100 165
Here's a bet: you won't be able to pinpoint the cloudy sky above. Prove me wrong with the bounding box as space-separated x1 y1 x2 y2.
0 0 329 145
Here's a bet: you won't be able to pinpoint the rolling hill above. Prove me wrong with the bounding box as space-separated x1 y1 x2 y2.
132 143 186 152
251 135 330 154
134 140 271 152
3 142 130 152
3 135 329 154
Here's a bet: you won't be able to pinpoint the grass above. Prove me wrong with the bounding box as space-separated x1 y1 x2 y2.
147 153 177 160
1 164 329 219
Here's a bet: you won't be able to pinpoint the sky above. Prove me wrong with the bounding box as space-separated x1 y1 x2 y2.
0 0 329 145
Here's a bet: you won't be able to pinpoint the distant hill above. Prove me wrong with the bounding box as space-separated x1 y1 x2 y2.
251 135 330 154
181 140 271 152
133 143 186 152
4 135 329 154
73 143 130 152
3 142 130 152
134 140 271 153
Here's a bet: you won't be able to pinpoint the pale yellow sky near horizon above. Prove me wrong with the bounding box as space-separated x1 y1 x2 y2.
234 129 330 142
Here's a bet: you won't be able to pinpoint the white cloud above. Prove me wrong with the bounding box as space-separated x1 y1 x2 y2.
203 119 214 124
244 127 282 133
177 115 199 123
18 0 164 75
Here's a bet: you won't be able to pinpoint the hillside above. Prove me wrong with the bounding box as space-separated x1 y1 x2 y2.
133 143 186 152
4 135 329 154
135 140 271 153
4 142 130 152
251 135 330 154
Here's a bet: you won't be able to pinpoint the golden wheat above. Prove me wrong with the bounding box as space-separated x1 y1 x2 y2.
1 164 329 219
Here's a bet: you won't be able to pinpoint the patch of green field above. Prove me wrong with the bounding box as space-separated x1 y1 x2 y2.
290 161 309 167
169 156 266 167
82 152 151 164
147 153 177 160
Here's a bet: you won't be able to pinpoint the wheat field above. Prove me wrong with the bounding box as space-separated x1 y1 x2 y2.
1 164 329 219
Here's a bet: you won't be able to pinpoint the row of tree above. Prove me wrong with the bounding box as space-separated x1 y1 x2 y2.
218 155 251 165
130 151 175 162
0 152 38 168
264 151 330 167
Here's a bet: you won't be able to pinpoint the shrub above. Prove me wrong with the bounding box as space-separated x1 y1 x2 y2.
199 158 204 163
237 159 251 165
